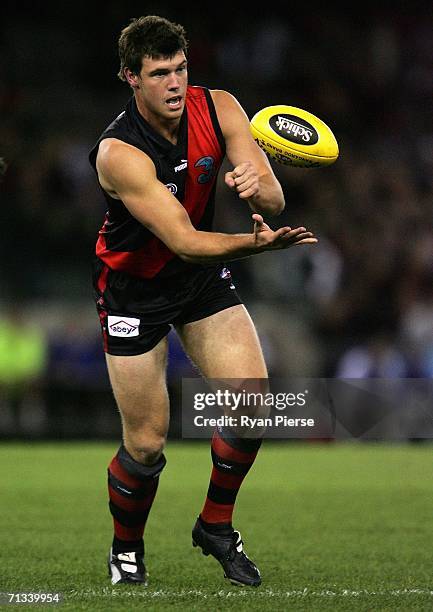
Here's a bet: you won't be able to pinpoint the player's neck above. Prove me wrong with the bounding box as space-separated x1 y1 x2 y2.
136 99 181 145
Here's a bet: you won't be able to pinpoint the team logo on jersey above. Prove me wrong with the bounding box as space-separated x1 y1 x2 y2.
195 156 215 184
165 183 178 194
107 316 140 337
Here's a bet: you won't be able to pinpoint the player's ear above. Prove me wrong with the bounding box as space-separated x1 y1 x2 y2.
124 68 140 89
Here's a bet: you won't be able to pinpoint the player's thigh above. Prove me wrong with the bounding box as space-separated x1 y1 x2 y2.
105 336 170 437
176 304 268 379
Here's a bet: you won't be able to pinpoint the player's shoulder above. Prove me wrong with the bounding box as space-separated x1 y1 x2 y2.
97 138 153 174
209 88 242 109
186 86 243 115
98 138 140 160
208 89 250 133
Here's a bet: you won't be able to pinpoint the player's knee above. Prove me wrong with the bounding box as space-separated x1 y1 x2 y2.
127 433 166 465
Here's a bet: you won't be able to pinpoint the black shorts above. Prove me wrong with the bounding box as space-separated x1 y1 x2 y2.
92 259 243 355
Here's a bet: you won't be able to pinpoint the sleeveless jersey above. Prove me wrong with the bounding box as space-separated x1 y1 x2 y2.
89 85 225 279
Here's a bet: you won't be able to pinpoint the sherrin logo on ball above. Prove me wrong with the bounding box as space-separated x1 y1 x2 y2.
250 105 339 168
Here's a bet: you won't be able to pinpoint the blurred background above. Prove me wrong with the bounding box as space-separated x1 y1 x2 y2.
1 2 432 439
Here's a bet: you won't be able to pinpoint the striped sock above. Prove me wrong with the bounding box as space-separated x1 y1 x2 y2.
107 445 166 553
200 426 262 527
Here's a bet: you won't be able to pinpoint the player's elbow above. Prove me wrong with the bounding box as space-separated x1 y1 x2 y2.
177 248 209 264
268 185 286 216
267 199 285 217
252 179 285 217
159 223 210 263
177 250 200 263
253 198 285 218
171 232 204 263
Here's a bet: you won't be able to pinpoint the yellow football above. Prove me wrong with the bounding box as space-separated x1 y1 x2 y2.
250 105 339 168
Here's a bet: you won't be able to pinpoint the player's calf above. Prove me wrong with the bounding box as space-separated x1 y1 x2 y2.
107 445 166 585
193 425 263 586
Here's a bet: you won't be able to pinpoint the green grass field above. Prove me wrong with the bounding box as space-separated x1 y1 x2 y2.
1 441 433 611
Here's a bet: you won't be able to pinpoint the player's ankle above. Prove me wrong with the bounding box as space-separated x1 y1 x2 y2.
198 515 233 536
112 536 144 555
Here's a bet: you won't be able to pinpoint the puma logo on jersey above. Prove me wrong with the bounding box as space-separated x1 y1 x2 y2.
174 159 188 172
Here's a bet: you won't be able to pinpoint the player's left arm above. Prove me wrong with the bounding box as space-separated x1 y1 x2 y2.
211 89 285 217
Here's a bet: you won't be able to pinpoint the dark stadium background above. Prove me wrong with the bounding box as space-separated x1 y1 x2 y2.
1 2 432 440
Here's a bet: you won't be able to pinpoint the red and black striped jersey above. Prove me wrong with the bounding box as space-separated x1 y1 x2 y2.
89 85 225 279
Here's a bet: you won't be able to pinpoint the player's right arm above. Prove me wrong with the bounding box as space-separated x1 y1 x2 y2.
96 138 317 264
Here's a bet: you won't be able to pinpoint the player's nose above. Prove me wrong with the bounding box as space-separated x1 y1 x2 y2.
167 72 180 90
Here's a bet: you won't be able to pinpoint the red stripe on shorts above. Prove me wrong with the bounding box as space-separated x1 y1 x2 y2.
97 263 109 293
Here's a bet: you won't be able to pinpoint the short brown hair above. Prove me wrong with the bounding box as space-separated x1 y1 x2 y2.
118 15 188 81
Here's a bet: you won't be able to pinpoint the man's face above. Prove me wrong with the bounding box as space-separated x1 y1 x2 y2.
134 50 188 122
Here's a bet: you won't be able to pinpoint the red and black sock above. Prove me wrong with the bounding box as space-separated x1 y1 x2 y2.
108 445 166 554
200 426 262 532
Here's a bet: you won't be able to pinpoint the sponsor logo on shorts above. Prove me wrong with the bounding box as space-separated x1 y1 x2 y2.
165 183 178 194
107 316 140 338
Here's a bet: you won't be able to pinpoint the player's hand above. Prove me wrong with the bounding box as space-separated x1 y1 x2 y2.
225 161 259 200
252 214 318 250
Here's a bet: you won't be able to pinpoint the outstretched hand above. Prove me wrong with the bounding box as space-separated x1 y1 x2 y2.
252 214 318 250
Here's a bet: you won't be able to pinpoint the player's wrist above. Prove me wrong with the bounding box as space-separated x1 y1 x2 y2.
251 232 268 254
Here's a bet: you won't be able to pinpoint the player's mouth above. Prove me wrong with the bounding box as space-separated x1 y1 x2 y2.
165 95 183 110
